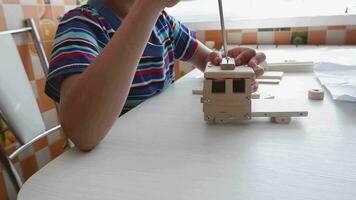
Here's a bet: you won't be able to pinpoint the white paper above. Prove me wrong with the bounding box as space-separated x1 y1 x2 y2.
314 62 356 102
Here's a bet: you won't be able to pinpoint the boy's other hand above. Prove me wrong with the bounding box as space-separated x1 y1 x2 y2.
152 0 180 8
145 0 180 10
208 48 266 77
207 47 266 92
165 0 180 7
227 47 265 78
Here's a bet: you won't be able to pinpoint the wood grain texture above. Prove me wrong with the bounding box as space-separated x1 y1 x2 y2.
18 70 356 200
251 99 308 118
205 64 255 79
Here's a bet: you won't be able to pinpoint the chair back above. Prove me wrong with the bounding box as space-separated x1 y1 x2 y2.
0 34 46 145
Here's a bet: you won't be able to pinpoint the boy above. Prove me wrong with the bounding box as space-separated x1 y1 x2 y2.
45 0 266 151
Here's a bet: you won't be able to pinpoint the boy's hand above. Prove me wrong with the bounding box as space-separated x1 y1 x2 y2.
152 0 180 8
207 48 266 92
164 0 180 7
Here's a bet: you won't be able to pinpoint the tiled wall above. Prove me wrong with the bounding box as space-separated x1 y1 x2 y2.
0 0 84 199
203 26 356 48
176 25 356 75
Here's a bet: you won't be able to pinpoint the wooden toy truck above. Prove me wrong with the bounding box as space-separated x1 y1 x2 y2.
199 0 308 124
202 61 254 123
201 61 308 124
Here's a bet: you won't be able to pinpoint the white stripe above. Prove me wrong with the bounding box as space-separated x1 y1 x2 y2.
131 76 166 88
60 16 105 33
57 27 107 46
53 38 99 52
48 63 90 76
158 24 168 32
178 29 193 60
136 64 165 72
107 29 115 34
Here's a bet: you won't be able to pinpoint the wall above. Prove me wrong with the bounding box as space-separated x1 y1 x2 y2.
204 26 356 48
176 25 356 75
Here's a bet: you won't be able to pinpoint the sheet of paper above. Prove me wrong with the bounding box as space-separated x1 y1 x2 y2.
314 62 356 102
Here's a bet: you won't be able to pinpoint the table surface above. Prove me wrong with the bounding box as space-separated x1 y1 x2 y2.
18 69 356 200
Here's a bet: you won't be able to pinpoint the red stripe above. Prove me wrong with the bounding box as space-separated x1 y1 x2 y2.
50 52 96 65
135 68 165 76
171 23 176 31
67 9 101 22
167 51 174 58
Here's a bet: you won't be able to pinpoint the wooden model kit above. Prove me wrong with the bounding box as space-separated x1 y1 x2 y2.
200 62 308 124
199 0 308 124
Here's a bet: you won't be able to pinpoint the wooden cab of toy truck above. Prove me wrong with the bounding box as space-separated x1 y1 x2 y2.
201 63 255 123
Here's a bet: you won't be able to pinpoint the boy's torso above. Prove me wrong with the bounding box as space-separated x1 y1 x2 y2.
84 0 177 113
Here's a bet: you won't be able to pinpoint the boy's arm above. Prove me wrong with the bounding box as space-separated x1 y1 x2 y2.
59 0 172 151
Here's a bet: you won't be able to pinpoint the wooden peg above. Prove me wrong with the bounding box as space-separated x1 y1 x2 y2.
259 71 284 80
192 89 203 95
256 79 281 84
271 116 291 124
221 57 235 70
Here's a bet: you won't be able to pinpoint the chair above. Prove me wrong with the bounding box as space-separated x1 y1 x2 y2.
0 18 62 192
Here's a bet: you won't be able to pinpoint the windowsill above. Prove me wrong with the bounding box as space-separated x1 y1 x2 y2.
166 0 356 30
168 14 356 31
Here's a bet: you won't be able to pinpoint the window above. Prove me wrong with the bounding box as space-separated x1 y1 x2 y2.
168 0 356 29
212 80 225 93
172 0 356 19
233 79 245 93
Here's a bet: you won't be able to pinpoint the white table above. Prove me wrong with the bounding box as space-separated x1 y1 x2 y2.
18 70 356 200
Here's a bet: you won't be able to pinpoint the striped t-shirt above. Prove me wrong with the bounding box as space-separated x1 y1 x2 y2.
45 0 198 114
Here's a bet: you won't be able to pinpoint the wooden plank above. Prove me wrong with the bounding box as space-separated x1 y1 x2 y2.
272 116 292 124
251 92 260 99
256 79 281 84
220 58 236 70
252 92 275 99
205 64 255 79
252 111 308 118
259 71 284 80
265 62 314 72
251 99 308 118
192 89 203 95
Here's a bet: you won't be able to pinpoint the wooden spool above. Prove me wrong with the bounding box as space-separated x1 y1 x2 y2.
308 89 325 100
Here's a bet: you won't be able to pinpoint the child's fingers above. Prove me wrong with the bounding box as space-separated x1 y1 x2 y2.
164 0 181 7
208 51 222 66
213 57 222 65
234 49 256 66
251 80 259 92
227 47 248 58
254 65 264 78
248 52 266 68
248 52 266 77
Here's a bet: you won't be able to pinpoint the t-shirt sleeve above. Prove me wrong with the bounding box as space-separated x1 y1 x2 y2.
45 8 103 102
166 13 198 61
